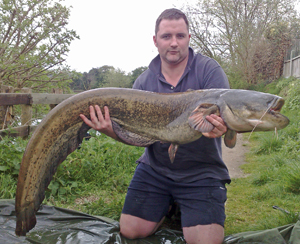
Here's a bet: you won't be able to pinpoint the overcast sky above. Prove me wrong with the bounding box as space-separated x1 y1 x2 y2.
63 1 300 74
63 0 198 74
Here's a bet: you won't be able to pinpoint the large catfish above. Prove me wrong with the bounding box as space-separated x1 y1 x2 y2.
15 88 289 236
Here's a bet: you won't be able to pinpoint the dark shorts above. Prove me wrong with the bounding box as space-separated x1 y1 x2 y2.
122 163 227 227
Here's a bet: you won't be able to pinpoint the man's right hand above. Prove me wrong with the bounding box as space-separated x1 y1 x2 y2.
80 105 119 140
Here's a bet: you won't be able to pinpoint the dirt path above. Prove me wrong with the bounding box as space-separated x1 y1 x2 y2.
222 134 249 178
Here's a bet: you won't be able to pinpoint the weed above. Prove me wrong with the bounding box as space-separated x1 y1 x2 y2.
0 174 17 199
0 136 27 179
252 132 285 155
283 163 300 194
252 171 273 186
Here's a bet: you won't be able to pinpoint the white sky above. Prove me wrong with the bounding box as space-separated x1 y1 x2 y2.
63 0 197 74
63 1 300 74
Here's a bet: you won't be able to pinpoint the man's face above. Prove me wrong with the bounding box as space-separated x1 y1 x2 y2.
153 18 190 66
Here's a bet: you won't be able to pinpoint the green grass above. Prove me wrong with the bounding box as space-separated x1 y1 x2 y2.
1 78 300 236
224 108 300 235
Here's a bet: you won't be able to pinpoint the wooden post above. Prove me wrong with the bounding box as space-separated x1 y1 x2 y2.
0 85 14 129
50 88 63 109
20 87 32 126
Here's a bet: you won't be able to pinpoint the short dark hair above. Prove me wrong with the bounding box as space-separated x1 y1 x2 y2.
155 8 189 35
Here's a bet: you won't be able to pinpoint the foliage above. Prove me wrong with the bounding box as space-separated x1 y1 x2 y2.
128 66 148 87
0 0 79 91
69 65 148 91
101 68 132 88
184 0 300 84
45 132 143 202
0 136 26 178
0 174 17 199
70 66 115 91
285 79 300 111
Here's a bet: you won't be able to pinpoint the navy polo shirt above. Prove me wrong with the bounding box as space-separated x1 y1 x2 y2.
132 48 231 183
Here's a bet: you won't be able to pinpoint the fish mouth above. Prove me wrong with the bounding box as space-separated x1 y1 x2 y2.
269 98 285 114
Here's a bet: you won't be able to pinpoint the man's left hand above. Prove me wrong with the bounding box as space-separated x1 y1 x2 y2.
202 114 227 138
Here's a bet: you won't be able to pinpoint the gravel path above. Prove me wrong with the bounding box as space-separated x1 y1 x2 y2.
222 134 249 178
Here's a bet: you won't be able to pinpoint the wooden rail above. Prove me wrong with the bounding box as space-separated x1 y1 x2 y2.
0 93 73 106
0 92 74 138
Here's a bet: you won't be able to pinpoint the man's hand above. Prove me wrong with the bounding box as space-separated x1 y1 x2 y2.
202 114 227 138
80 105 118 140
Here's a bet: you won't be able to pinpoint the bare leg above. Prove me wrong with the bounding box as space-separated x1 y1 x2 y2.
119 213 165 239
183 224 224 244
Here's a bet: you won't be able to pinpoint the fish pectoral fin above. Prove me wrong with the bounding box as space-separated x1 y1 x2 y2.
188 103 220 133
112 121 157 147
224 129 237 148
168 143 179 163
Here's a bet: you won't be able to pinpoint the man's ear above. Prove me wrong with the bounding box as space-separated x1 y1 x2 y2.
153 35 158 47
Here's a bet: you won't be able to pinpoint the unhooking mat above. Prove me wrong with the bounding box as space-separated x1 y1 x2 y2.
0 199 300 244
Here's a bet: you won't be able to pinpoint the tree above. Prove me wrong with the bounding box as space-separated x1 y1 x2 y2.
93 65 115 88
185 0 300 84
0 0 79 91
129 66 148 86
102 68 131 88
69 66 148 91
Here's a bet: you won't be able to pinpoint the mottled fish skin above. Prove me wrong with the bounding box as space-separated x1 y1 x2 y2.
15 88 289 236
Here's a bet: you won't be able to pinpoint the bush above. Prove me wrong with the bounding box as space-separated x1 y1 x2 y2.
0 136 27 179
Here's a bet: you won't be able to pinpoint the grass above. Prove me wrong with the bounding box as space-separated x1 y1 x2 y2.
224 109 300 235
1 78 300 237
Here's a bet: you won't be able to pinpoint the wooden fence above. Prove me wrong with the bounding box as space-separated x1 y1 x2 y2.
283 55 300 78
0 88 74 138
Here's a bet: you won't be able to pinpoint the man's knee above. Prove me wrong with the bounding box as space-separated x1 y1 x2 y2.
119 214 163 239
183 224 224 244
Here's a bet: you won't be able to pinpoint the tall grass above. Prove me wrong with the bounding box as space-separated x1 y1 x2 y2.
225 78 300 234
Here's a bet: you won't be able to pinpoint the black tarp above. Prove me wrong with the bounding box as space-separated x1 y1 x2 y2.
0 199 185 244
1 199 299 244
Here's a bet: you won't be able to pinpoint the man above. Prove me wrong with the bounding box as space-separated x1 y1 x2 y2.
80 8 230 244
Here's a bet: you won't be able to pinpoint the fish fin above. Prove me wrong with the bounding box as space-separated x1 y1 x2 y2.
188 103 220 133
168 143 179 163
112 121 157 146
224 129 237 148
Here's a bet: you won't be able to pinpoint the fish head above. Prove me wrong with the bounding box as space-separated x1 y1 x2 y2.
219 90 290 132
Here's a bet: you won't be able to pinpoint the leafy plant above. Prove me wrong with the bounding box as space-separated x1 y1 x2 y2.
44 132 143 207
0 136 27 178
0 174 17 199
285 81 300 111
